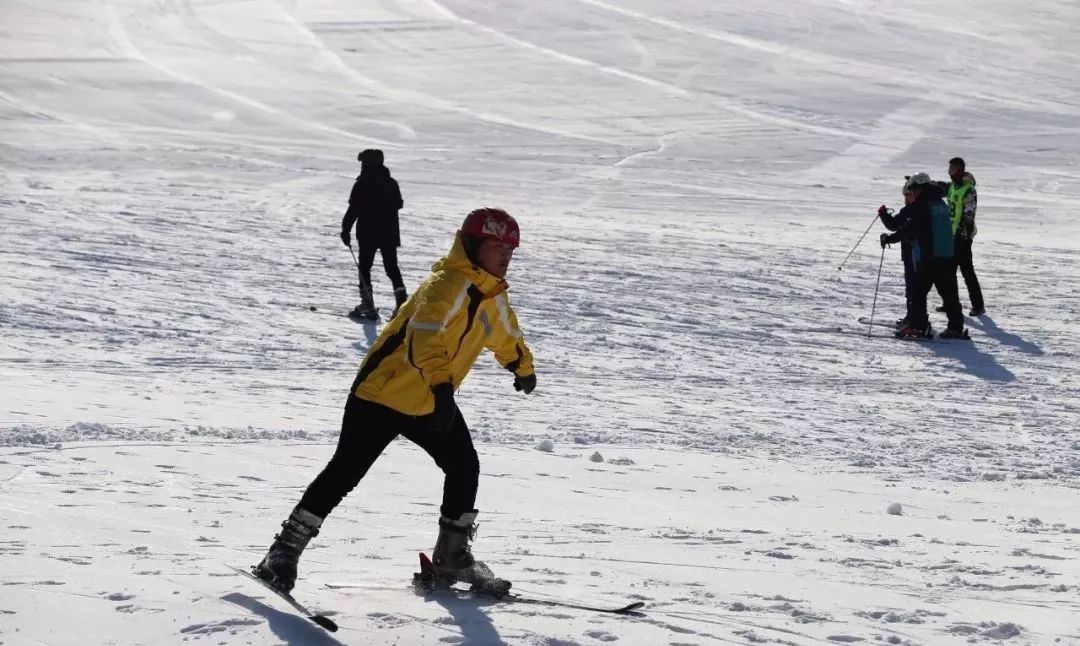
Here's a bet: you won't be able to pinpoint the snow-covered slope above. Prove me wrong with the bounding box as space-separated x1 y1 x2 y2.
2 0 1079 644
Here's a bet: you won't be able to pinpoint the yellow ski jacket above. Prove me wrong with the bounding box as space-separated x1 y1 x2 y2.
352 233 535 416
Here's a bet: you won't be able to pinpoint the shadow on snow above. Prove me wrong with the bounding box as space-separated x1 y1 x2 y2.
966 314 1045 356
420 591 507 646
222 592 346 646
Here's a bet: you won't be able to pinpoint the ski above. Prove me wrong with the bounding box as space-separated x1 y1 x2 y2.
301 304 377 323
857 316 900 329
227 565 338 632
894 332 934 341
498 591 646 615
347 307 380 322
410 552 645 616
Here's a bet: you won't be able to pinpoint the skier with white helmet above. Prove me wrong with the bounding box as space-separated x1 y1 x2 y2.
255 207 536 596
880 173 967 339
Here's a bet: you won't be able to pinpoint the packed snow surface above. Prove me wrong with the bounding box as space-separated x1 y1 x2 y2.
2 0 1079 644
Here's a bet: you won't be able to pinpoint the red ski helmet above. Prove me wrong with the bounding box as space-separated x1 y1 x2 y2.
461 207 520 248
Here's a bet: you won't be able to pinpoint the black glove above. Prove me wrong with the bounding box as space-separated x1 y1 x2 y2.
340 229 351 247
513 373 536 394
879 233 891 249
430 383 457 432
877 205 890 218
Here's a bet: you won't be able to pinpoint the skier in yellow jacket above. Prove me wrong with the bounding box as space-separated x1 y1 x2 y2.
254 207 535 596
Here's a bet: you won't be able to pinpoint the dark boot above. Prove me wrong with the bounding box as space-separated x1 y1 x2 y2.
352 286 377 320
253 507 322 592
432 511 477 580
431 510 510 598
393 287 408 315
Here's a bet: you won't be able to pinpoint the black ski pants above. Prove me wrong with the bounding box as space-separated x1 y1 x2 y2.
298 395 479 521
954 237 985 311
909 258 963 332
358 244 404 293
901 242 916 312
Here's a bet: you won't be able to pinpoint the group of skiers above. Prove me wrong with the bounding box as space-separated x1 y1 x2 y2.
878 157 986 339
251 150 989 600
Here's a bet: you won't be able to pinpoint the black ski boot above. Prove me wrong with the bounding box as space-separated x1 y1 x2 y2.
939 328 971 340
392 287 408 316
351 286 378 321
432 510 510 598
253 507 322 592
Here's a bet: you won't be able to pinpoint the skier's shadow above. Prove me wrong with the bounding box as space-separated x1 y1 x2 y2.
966 315 1044 356
222 592 347 646
421 592 507 645
925 332 1015 382
349 318 380 351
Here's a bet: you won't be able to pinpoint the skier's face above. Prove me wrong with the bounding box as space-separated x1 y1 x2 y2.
476 239 515 278
948 163 963 183
903 191 915 206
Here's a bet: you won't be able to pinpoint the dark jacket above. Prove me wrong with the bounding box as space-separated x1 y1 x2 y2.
883 184 954 262
341 164 404 249
879 206 913 260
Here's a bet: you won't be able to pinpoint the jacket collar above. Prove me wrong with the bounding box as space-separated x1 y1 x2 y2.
433 233 508 298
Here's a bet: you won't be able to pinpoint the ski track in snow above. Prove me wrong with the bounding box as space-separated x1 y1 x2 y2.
2 0 1080 644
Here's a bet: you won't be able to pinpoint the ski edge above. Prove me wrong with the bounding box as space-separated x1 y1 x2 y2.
227 565 339 633
856 316 900 329
506 594 646 615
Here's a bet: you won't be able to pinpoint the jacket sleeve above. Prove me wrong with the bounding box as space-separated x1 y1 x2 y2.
392 178 403 210
488 293 535 377
882 205 914 242
879 208 907 231
406 272 466 387
341 178 363 233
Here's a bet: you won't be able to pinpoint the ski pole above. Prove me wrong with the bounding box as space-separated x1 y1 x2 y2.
838 212 882 271
867 245 886 338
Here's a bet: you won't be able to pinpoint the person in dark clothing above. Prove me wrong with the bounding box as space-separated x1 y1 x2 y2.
935 157 985 316
880 173 967 339
340 149 407 319
877 185 917 327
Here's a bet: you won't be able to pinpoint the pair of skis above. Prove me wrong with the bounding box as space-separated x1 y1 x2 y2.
856 317 970 341
230 554 645 634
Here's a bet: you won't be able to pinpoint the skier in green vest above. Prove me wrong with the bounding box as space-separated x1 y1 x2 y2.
936 157 986 316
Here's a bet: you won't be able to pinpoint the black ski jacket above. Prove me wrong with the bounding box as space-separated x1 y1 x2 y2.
342 165 404 249
879 206 912 260
882 184 953 263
